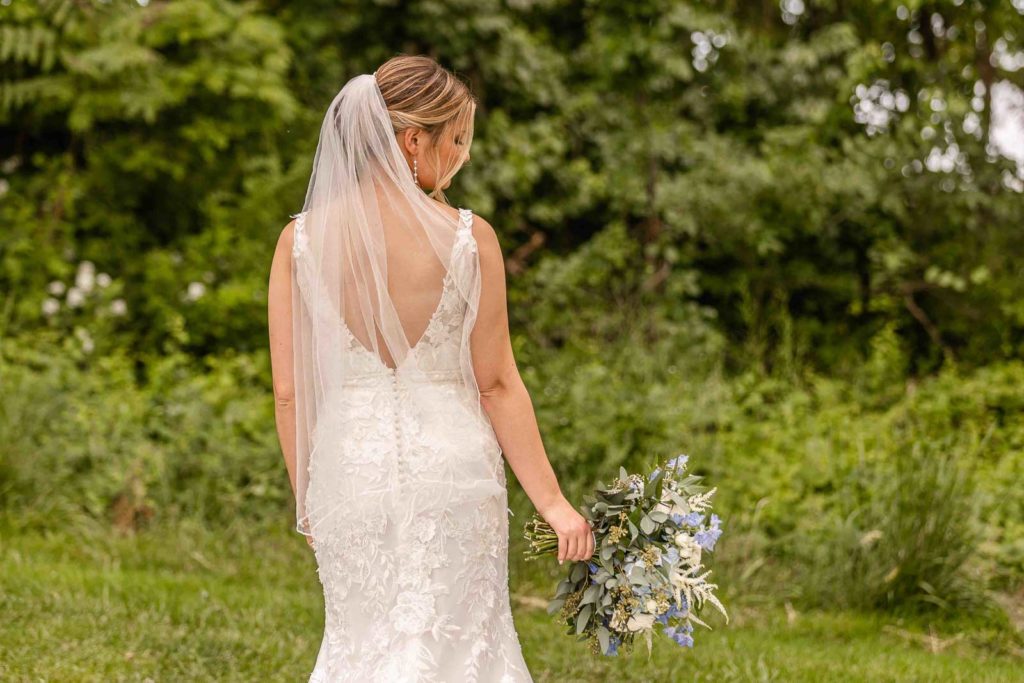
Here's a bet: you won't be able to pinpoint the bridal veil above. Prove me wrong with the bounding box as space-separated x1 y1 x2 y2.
290 72 479 537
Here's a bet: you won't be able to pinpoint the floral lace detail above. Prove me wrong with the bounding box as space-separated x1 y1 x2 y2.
291 211 310 258
302 207 533 682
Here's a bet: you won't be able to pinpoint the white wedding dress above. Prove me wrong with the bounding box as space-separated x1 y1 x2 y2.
293 207 534 683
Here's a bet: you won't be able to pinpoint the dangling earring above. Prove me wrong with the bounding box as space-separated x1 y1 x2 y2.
413 158 419 187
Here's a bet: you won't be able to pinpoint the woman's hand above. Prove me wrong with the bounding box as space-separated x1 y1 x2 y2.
538 496 594 565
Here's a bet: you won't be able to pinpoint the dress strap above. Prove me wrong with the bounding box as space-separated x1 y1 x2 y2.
290 211 308 258
457 207 473 234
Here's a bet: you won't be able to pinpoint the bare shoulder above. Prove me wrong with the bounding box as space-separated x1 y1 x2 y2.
270 218 298 273
278 218 296 248
426 199 500 252
277 212 308 255
466 211 500 252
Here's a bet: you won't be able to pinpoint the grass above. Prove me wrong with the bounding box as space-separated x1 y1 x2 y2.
1 518 1021 682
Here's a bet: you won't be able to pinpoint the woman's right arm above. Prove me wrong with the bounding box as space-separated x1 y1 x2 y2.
468 215 594 565
268 219 312 546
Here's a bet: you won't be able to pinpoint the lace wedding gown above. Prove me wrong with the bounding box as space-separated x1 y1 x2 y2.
293 207 534 683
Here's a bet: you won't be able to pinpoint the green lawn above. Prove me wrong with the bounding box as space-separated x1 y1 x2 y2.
2 519 1021 682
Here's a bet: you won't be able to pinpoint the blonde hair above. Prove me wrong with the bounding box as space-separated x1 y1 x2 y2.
374 55 477 204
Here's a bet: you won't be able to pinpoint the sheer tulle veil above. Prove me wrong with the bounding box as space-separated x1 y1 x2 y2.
290 71 480 537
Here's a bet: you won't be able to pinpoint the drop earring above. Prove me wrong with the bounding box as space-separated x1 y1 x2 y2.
413 158 419 187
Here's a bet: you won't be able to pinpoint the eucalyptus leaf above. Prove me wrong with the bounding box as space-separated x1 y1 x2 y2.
576 604 593 634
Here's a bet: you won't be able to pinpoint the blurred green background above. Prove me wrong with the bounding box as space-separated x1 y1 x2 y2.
2 0 1024 680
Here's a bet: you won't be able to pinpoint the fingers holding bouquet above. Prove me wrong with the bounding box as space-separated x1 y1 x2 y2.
536 495 595 564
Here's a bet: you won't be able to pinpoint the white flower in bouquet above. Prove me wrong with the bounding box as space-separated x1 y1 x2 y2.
626 612 656 632
675 534 702 567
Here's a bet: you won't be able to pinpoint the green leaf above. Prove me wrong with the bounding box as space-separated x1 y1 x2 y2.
576 604 593 634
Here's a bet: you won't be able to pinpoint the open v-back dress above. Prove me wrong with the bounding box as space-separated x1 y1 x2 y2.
292 207 534 683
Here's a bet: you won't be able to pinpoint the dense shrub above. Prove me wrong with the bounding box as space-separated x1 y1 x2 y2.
0 334 283 533
8 329 1021 614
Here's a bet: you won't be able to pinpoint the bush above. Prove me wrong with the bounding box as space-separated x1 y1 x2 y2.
800 430 993 614
0 333 284 534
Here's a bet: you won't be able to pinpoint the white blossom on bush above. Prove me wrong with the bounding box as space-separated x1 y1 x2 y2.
74 328 94 353
66 287 85 308
75 261 96 293
186 282 206 301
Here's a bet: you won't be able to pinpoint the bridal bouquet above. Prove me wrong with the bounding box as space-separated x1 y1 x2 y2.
523 454 727 657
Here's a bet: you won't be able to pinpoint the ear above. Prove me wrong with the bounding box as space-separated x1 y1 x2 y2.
401 127 421 157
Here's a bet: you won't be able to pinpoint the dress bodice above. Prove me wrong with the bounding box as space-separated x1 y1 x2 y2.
291 207 479 388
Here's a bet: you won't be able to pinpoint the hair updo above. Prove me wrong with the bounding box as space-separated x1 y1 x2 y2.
373 55 477 203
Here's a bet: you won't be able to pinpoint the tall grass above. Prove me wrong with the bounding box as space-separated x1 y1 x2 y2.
801 427 996 615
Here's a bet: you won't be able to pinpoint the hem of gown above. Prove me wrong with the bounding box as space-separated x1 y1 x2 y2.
306 627 533 683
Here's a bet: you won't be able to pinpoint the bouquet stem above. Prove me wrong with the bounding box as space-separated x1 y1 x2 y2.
523 515 560 560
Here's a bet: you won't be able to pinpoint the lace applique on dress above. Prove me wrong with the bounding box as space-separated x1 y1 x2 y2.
291 211 310 258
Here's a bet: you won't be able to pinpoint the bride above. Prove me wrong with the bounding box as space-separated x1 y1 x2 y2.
267 55 594 681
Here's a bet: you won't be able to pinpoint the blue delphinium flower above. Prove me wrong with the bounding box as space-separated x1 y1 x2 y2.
683 511 704 527
656 598 693 626
694 513 723 550
589 561 600 584
648 466 661 481
656 601 681 625
670 513 685 525
664 624 695 647
695 527 721 550
667 454 689 470
664 546 680 565
605 635 620 656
